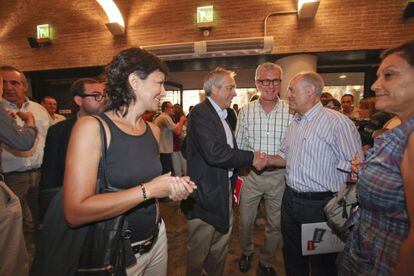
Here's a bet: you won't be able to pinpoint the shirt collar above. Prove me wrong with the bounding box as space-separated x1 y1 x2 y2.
258 97 282 113
294 101 323 122
208 97 228 120
1 96 30 109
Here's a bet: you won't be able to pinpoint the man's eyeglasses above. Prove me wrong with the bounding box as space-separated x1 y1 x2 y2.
257 79 282 86
78 93 106 102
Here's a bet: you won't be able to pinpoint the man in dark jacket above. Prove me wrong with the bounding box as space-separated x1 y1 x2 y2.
39 78 105 222
183 68 266 275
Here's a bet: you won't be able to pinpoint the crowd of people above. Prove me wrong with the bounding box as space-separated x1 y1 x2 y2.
0 39 413 276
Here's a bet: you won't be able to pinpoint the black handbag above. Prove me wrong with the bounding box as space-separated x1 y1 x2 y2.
76 117 135 275
31 117 134 276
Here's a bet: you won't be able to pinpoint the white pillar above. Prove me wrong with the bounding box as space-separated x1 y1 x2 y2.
275 54 317 99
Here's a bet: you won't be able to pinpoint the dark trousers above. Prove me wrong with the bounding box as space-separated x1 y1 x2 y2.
160 153 175 176
281 187 337 276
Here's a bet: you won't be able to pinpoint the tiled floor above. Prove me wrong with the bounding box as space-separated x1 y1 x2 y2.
161 201 285 276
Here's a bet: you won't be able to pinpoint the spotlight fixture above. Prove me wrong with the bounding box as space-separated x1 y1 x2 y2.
27 37 41 48
105 22 125 36
96 0 125 35
27 37 52 48
298 0 320 19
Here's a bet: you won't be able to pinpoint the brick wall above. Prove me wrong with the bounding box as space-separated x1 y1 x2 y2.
0 0 412 71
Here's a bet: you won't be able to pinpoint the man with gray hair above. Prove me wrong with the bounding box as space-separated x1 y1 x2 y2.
0 66 50 246
268 71 363 275
0 73 37 276
236 62 292 275
183 67 267 275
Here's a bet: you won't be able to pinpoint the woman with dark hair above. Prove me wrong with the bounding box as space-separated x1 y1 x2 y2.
340 40 414 275
354 97 378 151
321 97 341 111
63 47 196 275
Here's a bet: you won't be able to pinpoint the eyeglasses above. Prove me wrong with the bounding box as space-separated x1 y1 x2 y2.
257 79 282 86
78 93 106 102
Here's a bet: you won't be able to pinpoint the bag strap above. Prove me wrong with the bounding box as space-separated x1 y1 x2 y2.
94 116 109 194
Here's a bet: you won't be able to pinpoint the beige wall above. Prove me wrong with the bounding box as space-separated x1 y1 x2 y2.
0 0 412 71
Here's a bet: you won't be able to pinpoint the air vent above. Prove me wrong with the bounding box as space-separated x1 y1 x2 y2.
206 37 266 52
141 36 274 60
202 36 273 57
142 42 196 58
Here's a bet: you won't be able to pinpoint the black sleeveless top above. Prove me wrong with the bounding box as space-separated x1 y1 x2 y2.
100 114 162 242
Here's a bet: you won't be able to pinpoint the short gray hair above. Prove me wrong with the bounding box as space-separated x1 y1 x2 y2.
255 62 283 80
293 71 324 95
203 67 236 96
0 65 28 84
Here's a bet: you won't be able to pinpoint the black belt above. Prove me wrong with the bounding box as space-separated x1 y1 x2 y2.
4 168 40 176
287 185 333 200
131 221 161 255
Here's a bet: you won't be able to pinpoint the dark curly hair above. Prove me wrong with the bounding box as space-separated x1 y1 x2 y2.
105 47 168 116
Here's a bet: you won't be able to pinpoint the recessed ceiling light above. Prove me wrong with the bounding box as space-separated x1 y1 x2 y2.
339 75 347 79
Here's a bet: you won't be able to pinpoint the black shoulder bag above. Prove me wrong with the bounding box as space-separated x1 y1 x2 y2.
76 117 135 275
31 118 134 276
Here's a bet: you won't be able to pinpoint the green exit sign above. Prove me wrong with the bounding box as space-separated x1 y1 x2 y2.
197 6 214 28
37 24 50 39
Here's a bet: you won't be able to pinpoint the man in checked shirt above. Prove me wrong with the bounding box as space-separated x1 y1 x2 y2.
236 62 292 275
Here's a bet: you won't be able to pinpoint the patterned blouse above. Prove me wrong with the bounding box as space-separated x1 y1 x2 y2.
340 117 414 275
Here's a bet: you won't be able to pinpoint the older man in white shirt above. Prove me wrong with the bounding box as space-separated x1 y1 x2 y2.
268 71 363 276
0 66 50 244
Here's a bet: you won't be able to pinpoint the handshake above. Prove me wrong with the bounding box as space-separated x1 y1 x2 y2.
252 151 270 171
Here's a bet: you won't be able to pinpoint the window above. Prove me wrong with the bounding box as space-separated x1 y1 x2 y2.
165 88 258 114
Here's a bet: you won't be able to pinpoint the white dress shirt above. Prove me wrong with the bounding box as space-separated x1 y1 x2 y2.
1 98 50 173
278 102 363 192
208 97 234 177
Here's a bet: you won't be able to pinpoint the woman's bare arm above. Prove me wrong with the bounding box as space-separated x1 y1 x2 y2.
62 116 177 227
